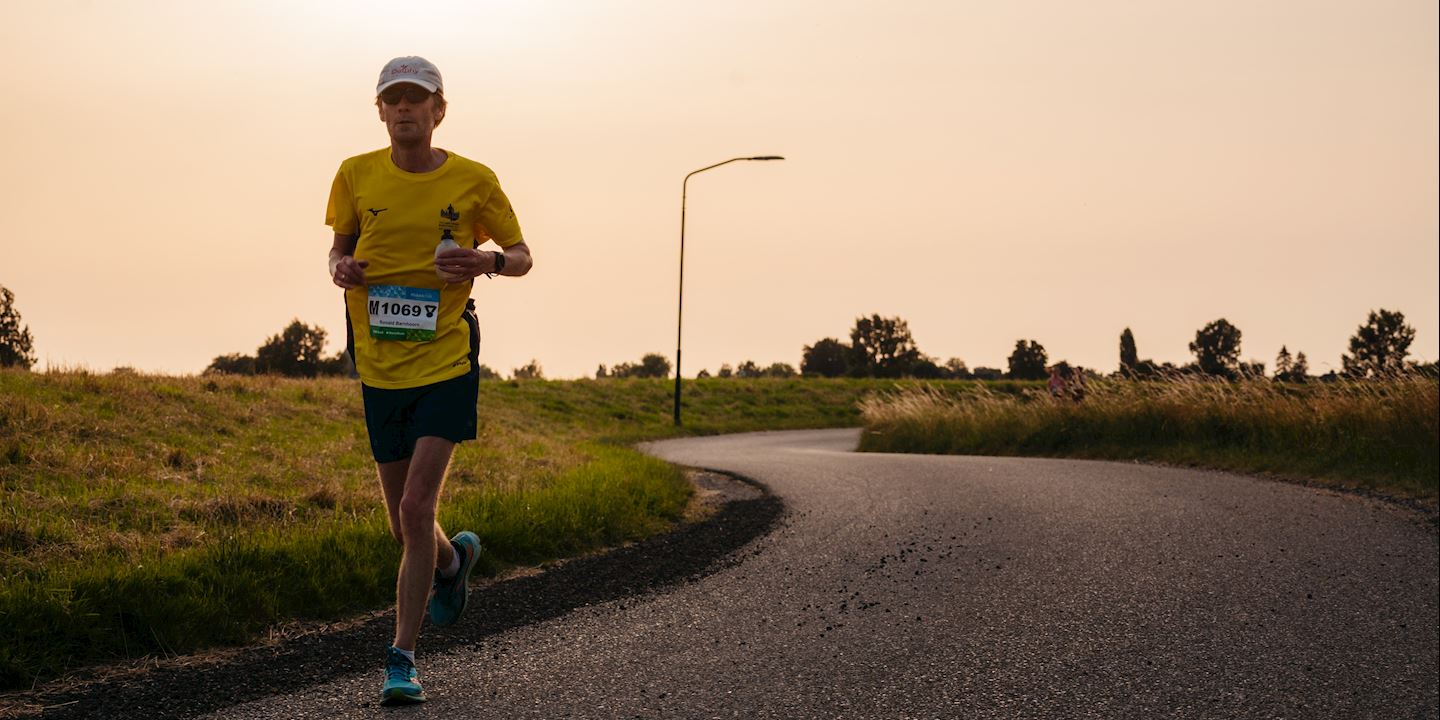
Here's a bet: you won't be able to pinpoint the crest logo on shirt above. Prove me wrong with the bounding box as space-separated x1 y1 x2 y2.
438 203 461 233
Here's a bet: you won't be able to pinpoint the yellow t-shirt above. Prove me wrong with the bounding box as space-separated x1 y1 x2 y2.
325 148 523 390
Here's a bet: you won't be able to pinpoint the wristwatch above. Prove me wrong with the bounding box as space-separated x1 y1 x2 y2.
492 251 506 275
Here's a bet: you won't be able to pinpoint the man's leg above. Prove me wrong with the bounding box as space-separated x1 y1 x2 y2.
391 436 456 652
376 458 456 570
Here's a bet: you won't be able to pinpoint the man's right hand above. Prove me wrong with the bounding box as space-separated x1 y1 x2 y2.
332 256 370 289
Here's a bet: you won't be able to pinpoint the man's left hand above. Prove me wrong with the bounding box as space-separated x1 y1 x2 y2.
436 247 497 283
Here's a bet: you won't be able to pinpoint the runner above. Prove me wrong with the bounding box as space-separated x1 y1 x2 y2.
325 55 533 706
1047 363 1069 400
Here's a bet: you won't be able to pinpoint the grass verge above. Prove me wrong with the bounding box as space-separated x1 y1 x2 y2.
0 371 931 690
858 376 1439 501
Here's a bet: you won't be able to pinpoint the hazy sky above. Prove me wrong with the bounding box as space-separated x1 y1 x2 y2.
2 0 1436 378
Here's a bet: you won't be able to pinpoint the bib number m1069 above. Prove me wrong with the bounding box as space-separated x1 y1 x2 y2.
367 285 440 341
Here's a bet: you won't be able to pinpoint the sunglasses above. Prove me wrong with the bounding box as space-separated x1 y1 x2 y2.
379 85 433 105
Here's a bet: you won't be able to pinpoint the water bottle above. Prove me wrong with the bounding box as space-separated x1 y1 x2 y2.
435 229 459 279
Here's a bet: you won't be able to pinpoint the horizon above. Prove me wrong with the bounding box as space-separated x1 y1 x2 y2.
2 1 1436 379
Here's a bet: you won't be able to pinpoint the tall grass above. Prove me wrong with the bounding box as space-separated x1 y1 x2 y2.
0 370 903 690
859 376 1439 499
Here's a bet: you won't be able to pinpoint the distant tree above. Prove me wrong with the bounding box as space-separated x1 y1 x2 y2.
637 353 671 378
717 363 734 379
1274 346 1310 383
1289 352 1309 382
608 353 672 379
595 364 608 379
735 360 763 378
1342 309 1415 378
1413 361 1439 379
1006 340 1048 380
0 286 36 370
944 358 971 380
475 364 500 380
512 360 544 380
1189 318 1242 377
1240 360 1266 379
255 320 328 377
764 362 798 378
972 366 1004 381
1274 346 1293 379
316 350 353 377
801 338 850 378
696 369 711 379
205 353 256 376
909 355 943 379
848 314 921 378
1119 328 1138 377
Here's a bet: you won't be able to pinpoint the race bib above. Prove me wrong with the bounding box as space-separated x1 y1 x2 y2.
367 285 439 341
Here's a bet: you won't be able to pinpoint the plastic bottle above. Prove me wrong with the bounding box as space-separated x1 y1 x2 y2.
435 229 459 279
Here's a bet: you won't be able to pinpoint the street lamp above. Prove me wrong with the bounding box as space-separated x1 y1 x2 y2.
675 155 785 426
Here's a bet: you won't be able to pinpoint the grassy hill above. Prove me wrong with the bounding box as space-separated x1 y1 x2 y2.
1 370 959 689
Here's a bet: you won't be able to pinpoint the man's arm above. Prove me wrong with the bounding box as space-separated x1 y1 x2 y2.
435 241 533 283
329 233 368 289
497 242 533 277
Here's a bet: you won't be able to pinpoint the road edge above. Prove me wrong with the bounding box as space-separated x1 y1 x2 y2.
0 468 785 720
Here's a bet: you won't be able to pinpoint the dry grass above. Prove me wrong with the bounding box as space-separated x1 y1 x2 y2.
0 370 662 689
0 370 902 690
859 376 1439 500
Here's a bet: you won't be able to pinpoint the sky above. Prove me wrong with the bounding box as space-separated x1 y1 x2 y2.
1 0 1436 379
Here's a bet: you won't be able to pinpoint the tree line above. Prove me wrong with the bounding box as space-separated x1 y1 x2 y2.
202 319 525 380
790 310 1428 382
595 308 1430 382
0 285 1431 381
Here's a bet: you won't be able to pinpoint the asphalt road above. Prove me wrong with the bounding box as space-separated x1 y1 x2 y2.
34 429 1438 719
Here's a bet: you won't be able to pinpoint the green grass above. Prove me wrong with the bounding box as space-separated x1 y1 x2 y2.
0 370 910 690
13 370 1424 691
858 376 1440 500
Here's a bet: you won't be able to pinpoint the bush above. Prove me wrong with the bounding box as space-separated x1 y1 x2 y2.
0 286 36 370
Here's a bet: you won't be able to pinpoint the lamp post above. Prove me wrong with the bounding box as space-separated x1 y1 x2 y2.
675 155 785 426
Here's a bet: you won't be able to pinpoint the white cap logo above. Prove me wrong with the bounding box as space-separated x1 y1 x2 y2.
376 56 443 95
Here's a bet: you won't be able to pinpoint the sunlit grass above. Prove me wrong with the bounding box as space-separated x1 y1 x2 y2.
0 370 907 689
859 376 1439 499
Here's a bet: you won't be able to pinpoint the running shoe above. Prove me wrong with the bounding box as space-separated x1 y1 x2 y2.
380 646 426 706
428 531 481 627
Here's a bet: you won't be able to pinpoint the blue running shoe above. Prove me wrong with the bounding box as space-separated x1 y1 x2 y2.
380 647 426 706
429 531 481 627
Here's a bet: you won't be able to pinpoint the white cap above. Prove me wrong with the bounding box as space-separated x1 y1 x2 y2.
376 56 444 95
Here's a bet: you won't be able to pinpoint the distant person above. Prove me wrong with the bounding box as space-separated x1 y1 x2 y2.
1048 364 1069 400
326 56 533 706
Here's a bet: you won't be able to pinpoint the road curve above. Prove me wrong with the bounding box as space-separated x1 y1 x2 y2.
186 429 1435 717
